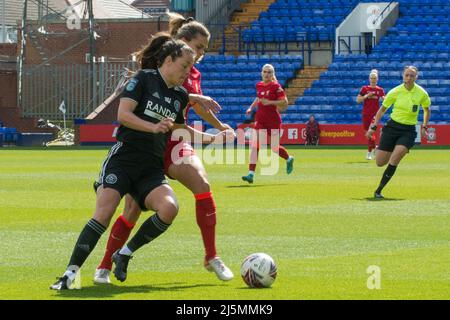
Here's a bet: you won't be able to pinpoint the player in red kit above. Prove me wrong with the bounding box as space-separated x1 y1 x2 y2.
93 13 234 284
242 64 293 184
357 69 385 160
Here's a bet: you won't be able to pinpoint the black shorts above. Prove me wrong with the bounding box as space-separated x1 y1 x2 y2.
378 119 417 152
96 142 168 211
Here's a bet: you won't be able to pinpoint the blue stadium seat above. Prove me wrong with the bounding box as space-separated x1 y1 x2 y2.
205 0 450 127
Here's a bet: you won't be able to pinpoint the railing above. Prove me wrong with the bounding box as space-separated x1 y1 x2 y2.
199 0 247 44
209 23 335 56
242 31 332 56
21 60 136 119
337 35 376 55
372 0 396 28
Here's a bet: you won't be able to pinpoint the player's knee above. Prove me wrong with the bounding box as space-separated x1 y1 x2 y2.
189 176 210 194
93 206 116 228
196 179 210 194
376 159 386 167
158 201 179 224
122 206 141 224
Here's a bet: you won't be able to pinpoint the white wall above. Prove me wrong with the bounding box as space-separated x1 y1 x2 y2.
336 2 399 54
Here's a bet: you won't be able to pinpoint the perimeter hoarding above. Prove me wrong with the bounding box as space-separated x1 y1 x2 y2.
78 123 450 146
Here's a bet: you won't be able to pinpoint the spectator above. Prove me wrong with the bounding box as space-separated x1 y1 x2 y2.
305 114 320 145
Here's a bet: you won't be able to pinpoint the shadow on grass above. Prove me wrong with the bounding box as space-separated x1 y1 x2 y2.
236 286 273 290
344 161 371 164
352 197 406 202
226 184 287 188
54 282 218 298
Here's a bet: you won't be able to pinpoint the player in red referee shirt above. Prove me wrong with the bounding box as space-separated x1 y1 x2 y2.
242 64 294 184
93 13 234 284
357 69 385 160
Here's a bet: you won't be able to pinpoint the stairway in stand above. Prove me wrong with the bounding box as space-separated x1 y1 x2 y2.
210 0 276 53
284 66 328 105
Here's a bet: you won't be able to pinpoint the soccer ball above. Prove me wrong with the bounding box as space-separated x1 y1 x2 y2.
240 253 277 288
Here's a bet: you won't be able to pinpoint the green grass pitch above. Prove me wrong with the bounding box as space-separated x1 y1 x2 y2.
0 147 449 300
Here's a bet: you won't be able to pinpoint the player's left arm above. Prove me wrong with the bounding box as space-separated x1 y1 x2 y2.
260 88 288 112
422 107 431 125
379 88 386 102
421 92 432 136
260 97 288 106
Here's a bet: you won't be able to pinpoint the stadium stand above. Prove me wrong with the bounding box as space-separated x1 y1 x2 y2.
242 0 361 43
196 53 304 129
197 0 450 127
295 0 450 125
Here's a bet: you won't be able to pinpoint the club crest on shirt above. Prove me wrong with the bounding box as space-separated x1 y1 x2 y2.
174 100 181 112
126 78 138 91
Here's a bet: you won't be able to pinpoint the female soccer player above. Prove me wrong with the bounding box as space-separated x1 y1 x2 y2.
366 66 431 199
356 69 385 160
50 33 232 290
94 14 234 284
242 64 293 184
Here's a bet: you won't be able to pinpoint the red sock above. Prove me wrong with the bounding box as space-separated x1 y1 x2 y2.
195 192 217 262
273 145 289 160
97 215 135 270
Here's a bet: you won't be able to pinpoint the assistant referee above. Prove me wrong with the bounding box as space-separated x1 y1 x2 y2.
366 65 431 199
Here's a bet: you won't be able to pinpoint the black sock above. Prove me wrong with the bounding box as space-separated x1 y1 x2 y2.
68 218 106 268
376 164 397 194
127 213 170 253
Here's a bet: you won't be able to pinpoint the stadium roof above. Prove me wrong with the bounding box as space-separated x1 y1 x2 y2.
67 0 150 19
0 0 149 27
1 0 68 26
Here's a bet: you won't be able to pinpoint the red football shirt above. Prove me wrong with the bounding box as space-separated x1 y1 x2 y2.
359 85 385 118
255 81 286 128
182 65 203 120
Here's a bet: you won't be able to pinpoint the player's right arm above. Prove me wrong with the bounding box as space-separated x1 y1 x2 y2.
118 71 172 134
246 98 259 115
357 87 370 104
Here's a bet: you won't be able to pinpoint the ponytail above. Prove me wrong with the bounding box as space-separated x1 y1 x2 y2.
167 12 210 41
135 32 195 70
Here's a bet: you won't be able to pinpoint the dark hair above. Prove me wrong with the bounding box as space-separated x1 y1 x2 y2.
167 12 210 41
135 32 195 69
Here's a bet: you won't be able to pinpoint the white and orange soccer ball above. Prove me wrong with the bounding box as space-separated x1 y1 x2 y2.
240 253 277 288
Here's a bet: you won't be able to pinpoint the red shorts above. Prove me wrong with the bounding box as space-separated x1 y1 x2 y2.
163 140 195 178
254 121 281 132
250 124 282 147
